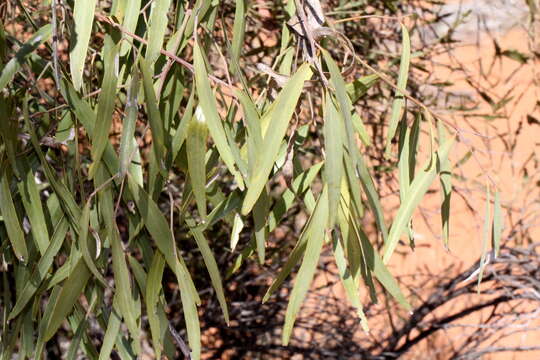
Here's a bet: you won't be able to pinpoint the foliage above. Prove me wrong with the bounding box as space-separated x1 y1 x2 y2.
0 0 509 359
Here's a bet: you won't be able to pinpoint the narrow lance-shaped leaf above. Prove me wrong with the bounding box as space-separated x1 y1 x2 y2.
119 70 140 177
194 41 245 190
187 108 209 219
230 213 244 251
146 0 172 64
321 49 358 171
242 63 313 214
323 95 345 227
70 0 97 91
186 219 230 324
89 35 119 178
119 0 142 56
437 120 452 248
79 202 108 287
17 162 50 255
253 188 270 263
126 177 201 359
331 229 369 332
146 252 166 359
282 187 329 345
41 258 91 342
383 136 455 264
0 168 28 262
0 24 52 90
9 217 69 320
385 24 411 156
230 0 246 75
141 58 167 168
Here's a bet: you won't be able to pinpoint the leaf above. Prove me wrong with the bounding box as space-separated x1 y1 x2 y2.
383 136 454 264
230 213 244 251
231 0 246 74
322 50 358 170
352 220 411 310
89 35 119 178
492 191 502 257
110 226 141 353
70 0 97 91
242 63 312 214
17 162 49 255
437 120 452 248
141 57 167 168
79 202 108 287
331 230 369 332
323 96 344 227
98 305 122 360
253 188 269 263
194 41 245 190
119 70 141 177
41 258 91 342
346 74 379 103
119 0 142 56
385 24 411 157
9 217 69 320
0 167 28 262
146 252 166 359
187 108 209 219
126 177 201 359
282 187 328 345
0 24 52 90
186 219 230 324
146 0 172 64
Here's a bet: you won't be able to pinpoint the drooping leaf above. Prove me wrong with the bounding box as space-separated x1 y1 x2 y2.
242 63 312 214
70 0 97 91
282 187 328 345
385 24 411 156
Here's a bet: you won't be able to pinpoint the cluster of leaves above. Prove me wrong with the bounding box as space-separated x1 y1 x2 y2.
0 0 504 359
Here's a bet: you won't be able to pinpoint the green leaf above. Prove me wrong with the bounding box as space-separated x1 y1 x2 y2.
194 41 245 190
146 252 166 359
253 188 269 263
41 258 91 342
437 120 452 248
70 0 97 91
119 70 141 177
231 0 246 75
9 217 69 320
385 24 411 156
17 162 49 255
126 177 201 359
282 187 328 345
323 96 345 227
146 0 172 64
383 136 454 264
187 108 209 219
89 35 119 178
0 24 52 90
141 57 167 168
322 50 359 170
242 63 312 214
186 219 230 324
119 0 142 56
79 202 108 287
0 168 28 262
331 230 369 332
98 305 122 360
